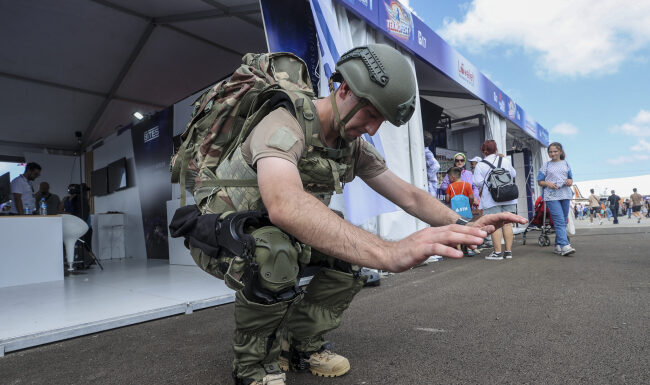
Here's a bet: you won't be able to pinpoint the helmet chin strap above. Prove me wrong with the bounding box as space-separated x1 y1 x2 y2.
329 80 368 143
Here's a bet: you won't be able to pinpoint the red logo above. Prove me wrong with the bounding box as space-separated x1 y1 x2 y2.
457 61 475 87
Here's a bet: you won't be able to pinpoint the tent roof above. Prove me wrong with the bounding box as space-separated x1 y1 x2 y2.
574 175 650 199
413 57 538 150
0 0 266 151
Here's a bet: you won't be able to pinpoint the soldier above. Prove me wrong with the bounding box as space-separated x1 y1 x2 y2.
171 44 527 385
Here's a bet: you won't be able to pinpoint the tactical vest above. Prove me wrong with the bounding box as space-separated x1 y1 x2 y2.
194 95 358 216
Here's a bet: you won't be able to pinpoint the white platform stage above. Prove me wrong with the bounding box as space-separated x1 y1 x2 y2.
0 258 235 357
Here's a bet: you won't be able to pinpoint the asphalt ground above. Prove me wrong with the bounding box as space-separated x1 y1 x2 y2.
1 225 649 385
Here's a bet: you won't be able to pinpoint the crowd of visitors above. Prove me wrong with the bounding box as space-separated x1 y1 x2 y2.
574 187 647 224
423 135 649 261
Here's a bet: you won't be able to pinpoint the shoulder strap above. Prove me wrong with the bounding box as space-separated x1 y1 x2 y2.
497 156 503 168
449 183 457 196
481 159 496 169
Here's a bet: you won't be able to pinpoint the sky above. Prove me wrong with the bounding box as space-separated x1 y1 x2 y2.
0 161 25 181
407 0 650 182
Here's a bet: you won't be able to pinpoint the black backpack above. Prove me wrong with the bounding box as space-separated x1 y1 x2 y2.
481 157 519 202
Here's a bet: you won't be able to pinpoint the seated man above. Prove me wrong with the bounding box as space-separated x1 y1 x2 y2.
34 182 61 215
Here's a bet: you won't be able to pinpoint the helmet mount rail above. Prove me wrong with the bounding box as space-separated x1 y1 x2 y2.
330 43 417 127
337 46 389 87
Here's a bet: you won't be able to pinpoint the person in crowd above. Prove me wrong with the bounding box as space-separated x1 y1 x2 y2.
446 167 476 256
469 156 482 172
423 131 440 197
588 188 602 225
537 142 576 256
10 162 41 214
607 190 620 224
576 203 584 220
630 188 644 223
169 44 527 385
473 140 518 260
605 202 612 221
624 200 632 218
645 199 650 218
441 153 480 207
34 182 61 215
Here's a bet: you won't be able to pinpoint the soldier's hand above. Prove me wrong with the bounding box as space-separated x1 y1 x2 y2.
387 225 488 272
470 212 528 234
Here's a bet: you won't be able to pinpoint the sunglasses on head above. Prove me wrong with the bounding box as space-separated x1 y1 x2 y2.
455 158 465 163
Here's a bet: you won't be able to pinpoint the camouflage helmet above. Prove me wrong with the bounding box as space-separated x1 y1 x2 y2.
333 44 417 126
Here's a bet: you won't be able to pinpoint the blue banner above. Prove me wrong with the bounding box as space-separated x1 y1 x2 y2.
260 0 320 92
339 0 549 146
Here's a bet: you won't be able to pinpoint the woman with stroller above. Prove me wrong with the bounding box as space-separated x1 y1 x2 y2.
537 142 576 256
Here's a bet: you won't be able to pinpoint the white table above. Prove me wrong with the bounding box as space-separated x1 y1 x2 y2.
0 215 64 288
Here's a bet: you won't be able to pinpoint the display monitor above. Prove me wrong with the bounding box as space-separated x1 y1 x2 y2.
107 158 129 193
90 167 108 196
0 172 11 204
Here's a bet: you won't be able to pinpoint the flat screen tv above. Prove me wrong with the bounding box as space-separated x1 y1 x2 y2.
107 158 129 193
0 172 11 203
90 167 108 196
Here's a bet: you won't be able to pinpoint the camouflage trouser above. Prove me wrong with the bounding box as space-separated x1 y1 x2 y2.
191 243 366 382
185 191 366 382
280 250 367 353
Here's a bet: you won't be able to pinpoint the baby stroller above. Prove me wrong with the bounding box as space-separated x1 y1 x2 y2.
522 196 556 246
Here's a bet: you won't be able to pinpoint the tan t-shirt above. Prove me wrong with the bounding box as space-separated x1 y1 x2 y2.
588 194 600 208
241 107 387 180
630 192 643 206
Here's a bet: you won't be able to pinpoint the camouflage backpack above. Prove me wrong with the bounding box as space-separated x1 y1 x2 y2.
170 52 317 207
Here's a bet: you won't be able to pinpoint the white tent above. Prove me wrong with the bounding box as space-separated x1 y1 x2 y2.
574 175 650 198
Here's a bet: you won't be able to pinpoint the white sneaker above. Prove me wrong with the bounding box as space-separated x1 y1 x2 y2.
560 245 575 256
485 251 503 260
554 245 562 254
599 219 603 225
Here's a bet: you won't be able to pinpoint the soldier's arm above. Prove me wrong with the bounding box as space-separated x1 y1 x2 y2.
365 169 527 233
364 169 459 226
257 157 487 272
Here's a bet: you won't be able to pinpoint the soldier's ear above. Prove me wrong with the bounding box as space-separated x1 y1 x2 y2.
337 82 354 99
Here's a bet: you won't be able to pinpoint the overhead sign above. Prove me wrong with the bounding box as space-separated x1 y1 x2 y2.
338 0 549 146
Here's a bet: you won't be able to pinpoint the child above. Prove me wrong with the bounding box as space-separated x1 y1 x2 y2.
446 167 476 256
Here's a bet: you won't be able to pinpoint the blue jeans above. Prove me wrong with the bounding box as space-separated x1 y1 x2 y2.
546 199 570 247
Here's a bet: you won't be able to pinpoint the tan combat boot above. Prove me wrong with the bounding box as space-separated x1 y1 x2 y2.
279 343 350 377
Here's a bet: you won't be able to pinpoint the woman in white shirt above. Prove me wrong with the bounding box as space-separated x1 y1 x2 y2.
473 140 518 260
